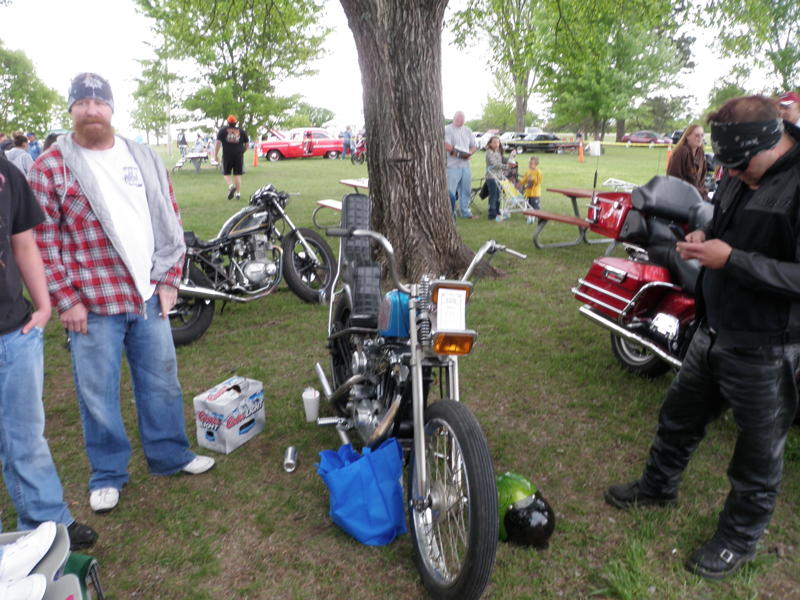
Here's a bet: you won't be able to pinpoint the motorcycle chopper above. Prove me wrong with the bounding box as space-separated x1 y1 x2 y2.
572 176 713 377
170 185 336 346
313 192 526 599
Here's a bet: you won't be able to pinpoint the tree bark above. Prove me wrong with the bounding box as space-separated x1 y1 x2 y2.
340 0 475 280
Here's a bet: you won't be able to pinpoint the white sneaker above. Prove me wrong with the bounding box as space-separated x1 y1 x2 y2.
0 522 56 583
181 455 216 475
89 487 120 513
0 574 47 600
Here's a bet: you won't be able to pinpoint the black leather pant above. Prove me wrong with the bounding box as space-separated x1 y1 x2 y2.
640 327 800 552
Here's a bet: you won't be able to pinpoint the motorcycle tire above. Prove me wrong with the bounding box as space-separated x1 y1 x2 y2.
610 333 671 378
170 264 216 346
351 152 365 165
281 228 336 303
329 296 355 396
408 400 498 600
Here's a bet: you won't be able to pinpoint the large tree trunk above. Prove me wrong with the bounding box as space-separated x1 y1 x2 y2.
340 0 474 280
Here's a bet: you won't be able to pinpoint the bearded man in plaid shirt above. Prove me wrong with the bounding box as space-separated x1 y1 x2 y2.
28 73 214 515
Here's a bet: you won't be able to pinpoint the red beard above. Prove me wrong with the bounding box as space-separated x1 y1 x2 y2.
73 118 115 148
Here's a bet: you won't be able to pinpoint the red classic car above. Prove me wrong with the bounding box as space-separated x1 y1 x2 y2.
259 128 344 161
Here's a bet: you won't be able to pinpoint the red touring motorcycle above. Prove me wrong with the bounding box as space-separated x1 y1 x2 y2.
572 176 712 377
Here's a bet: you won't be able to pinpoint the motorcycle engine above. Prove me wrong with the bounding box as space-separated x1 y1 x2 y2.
348 343 407 443
233 234 278 289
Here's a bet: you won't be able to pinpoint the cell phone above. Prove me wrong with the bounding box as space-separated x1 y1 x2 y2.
669 223 685 241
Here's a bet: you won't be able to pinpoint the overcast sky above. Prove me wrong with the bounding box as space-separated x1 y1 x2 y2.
1 0 747 136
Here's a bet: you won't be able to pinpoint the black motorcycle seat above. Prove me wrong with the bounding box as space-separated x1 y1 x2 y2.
647 243 702 295
183 231 219 249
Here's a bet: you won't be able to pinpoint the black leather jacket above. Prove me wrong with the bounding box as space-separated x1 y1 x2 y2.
698 123 800 347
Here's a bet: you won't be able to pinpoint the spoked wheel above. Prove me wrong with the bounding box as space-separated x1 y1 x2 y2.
610 333 670 377
281 228 336 303
408 400 498 600
169 265 215 346
351 152 365 165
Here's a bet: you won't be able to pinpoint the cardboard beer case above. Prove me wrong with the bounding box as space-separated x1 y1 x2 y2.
193 376 265 454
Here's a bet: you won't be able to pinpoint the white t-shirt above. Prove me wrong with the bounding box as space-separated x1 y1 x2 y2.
444 124 476 169
78 137 156 300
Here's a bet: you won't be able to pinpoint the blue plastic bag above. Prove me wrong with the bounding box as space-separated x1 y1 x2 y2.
317 438 407 546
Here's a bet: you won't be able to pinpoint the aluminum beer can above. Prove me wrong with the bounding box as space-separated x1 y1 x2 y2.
283 446 298 472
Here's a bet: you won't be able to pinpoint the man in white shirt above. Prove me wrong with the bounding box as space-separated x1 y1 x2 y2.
444 111 477 219
29 73 215 516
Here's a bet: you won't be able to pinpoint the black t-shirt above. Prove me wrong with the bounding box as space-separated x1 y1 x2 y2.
216 125 249 157
0 157 45 334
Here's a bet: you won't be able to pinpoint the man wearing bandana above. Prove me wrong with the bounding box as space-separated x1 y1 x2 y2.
604 96 800 580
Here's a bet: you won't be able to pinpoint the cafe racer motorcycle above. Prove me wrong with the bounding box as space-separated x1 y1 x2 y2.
170 185 336 345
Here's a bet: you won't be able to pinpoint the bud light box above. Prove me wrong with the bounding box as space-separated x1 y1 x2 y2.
193 376 265 454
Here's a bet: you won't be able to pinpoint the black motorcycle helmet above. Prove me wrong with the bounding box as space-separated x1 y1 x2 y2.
504 491 555 549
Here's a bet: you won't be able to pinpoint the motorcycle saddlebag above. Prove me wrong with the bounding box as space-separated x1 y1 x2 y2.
573 257 672 320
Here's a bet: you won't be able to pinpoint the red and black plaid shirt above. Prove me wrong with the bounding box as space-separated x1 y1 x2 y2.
28 146 183 316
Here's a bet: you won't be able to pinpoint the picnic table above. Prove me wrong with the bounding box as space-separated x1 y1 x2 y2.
312 179 370 228
523 187 613 249
173 152 218 174
339 177 369 193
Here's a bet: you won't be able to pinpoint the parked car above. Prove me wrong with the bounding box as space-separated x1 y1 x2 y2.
621 130 673 145
478 128 500 149
668 130 684 144
259 128 343 161
499 131 527 146
512 133 581 154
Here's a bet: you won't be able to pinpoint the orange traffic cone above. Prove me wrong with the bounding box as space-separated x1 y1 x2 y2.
578 141 585 163
253 148 259 167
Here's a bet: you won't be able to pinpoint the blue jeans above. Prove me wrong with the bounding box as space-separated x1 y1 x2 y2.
0 326 72 530
447 166 473 218
69 296 195 491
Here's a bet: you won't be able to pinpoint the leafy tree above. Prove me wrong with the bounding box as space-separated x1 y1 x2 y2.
704 0 800 90
135 0 329 134
702 81 749 119
544 0 685 140
340 0 474 278
467 94 538 132
450 0 551 132
0 41 62 134
282 102 335 128
131 53 177 145
628 96 695 132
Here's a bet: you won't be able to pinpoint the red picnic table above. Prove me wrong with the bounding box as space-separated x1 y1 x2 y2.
523 187 613 249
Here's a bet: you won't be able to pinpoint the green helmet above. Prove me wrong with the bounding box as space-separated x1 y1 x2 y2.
496 471 555 548
496 472 537 541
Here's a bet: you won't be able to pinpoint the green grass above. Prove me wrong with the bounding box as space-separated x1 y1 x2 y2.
4 146 798 599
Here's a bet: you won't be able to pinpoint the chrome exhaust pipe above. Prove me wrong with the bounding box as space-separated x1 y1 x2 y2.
313 362 369 405
578 305 683 369
178 283 274 303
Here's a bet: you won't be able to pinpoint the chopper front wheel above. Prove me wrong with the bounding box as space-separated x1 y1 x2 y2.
408 400 498 600
281 228 336 303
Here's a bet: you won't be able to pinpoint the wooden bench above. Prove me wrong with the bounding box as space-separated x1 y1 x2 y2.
312 199 343 229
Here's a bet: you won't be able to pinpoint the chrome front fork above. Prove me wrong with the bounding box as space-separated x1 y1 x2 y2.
408 288 460 512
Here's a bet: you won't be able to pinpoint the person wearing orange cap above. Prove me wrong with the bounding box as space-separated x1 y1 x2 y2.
778 91 800 126
214 115 249 200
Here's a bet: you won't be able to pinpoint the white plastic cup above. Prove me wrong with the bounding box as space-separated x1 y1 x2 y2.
302 387 320 423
